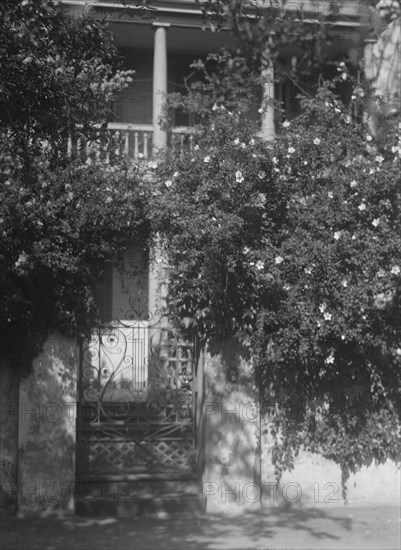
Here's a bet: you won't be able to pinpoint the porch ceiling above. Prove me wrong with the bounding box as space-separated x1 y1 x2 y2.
109 21 239 55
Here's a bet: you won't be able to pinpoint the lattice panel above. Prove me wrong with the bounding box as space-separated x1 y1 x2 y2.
86 439 194 473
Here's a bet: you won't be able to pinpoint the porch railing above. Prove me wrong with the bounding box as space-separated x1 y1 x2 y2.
67 123 196 163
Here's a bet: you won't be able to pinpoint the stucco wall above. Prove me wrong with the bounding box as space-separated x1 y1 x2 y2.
17 334 78 514
0 360 19 513
203 344 261 513
203 349 400 513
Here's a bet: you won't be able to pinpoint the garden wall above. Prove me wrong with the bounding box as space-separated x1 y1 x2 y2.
16 334 78 514
203 349 400 513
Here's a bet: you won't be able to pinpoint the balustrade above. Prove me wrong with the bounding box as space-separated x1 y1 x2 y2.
67 123 196 163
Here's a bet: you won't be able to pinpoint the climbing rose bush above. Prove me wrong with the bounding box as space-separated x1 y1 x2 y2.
151 82 401 495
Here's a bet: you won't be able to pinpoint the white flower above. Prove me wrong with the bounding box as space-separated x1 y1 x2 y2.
256 260 264 271
344 115 351 124
173 171 179 178
204 155 210 163
105 196 112 204
366 135 373 142
328 191 334 199
313 137 321 145
243 246 250 254
288 146 295 154
233 138 240 145
241 142 246 149
396 348 401 356
212 103 218 111
319 303 327 313
375 155 384 164
249 138 255 146
305 267 312 274
342 279 348 287
358 203 366 211
258 171 266 179
283 121 290 128
341 335 346 340
148 160 158 169
391 265 400 275
350 180 357 187
325 354 335 364
272 157 278 164
165 180 172 188
372 218 380 227
324 312 332 321
275 256 284 265
194 144 200 151
235 170 244 183
334 231 341 240
377 269 385 278
352 235 356 240
15 252 28 269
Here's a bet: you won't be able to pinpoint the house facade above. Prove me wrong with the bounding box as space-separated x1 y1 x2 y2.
1 0 400 516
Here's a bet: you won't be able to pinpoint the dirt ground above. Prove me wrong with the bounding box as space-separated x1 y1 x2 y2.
1 504 400 550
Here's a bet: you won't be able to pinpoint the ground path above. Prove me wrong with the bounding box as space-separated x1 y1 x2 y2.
1 505 400 550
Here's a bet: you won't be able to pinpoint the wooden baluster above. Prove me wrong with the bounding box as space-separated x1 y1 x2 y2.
143 132 149 159
105 131 110 164
134 131 139 160
124 129 129 157
180 134 185 157
95 140 101 162
85 140 91 163
77 138 82 161
114 130 120 158
189 134 194 151
67 136 72 158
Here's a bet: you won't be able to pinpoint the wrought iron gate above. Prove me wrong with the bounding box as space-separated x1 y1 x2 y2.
76 321 201 480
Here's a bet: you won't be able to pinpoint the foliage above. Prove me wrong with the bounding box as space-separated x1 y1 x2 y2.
195 1 371 79
0 0 149 373
151 57 401 492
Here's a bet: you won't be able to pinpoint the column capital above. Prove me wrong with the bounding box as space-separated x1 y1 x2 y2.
152 22 171 29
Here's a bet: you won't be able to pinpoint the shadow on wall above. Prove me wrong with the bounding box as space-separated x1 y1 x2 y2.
17 335 78 513
0 359 19 513
203 337 262 512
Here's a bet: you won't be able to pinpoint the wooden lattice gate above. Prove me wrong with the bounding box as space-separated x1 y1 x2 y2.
76 322 203 486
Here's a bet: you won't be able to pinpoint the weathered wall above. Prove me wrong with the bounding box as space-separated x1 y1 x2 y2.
203 349 400 513
0 360 19 513
276 453 400 508
203 343 261 513
17 334 78 514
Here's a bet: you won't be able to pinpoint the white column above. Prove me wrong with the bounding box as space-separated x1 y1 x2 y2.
148 23 170 342
152 22 170 153
260 57 275 142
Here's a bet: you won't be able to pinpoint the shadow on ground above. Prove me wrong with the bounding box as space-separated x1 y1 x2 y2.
1 505 400 550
